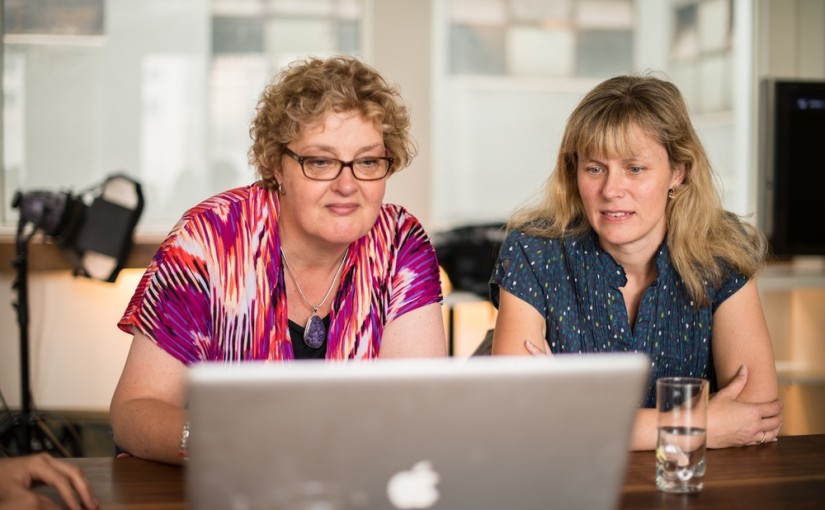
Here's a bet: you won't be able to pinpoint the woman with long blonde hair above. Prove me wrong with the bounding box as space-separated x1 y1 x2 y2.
492 74 781 450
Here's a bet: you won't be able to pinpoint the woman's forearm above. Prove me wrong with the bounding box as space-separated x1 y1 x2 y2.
630 407 658 451
110 398 188 465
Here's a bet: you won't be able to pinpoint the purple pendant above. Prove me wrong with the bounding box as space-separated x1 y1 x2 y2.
303 314 326 349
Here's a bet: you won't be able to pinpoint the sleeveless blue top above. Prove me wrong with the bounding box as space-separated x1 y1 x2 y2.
490 228 747 407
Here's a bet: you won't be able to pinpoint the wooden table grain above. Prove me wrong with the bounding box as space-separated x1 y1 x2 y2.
619 433 825 509
45 434 825 509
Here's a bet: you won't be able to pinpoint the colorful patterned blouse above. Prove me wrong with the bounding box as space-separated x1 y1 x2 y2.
118 184 442 362
490 228 747 407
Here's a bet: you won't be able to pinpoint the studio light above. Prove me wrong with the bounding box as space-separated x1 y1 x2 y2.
1 173 144 456
12 173 144 282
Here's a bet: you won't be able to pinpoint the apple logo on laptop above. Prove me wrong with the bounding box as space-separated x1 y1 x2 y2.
386 460 440 509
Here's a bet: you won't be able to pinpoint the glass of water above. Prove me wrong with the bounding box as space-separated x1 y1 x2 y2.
655 377 709 493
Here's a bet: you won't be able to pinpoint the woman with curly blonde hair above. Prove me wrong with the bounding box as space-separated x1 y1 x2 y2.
492 74 781 450
111 56 446 464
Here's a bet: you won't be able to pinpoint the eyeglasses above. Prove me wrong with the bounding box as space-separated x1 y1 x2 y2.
283 147 393 182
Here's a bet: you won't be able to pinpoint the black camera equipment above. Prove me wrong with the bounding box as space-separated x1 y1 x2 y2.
0 174 144 456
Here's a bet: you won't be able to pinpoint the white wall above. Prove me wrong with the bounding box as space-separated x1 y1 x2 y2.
0 270 139 411
367 0 434 228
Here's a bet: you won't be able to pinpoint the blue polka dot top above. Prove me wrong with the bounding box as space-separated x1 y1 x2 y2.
490 228 747 407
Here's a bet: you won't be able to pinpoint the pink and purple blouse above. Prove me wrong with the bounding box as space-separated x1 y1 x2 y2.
118 184 442 363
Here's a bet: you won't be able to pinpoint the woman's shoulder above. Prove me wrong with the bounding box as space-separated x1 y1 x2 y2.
182 184 267 218
377 202 416 221
361 204 436 263
163 184 274 244
175 184 270 224
503 224 581 252
373 203 428 236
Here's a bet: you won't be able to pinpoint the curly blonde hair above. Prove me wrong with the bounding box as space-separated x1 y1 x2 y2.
248 56 416 187
511 74 767 306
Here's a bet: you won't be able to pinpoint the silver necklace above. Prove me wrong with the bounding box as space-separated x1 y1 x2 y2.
281 247 349 349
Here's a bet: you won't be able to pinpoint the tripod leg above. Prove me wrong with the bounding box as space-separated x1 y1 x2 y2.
34 416 73 457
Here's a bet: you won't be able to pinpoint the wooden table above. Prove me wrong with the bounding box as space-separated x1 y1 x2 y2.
620 433 825 509
45 434 825 509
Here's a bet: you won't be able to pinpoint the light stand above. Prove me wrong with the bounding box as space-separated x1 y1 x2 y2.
0 219 80 456
0 174 144 457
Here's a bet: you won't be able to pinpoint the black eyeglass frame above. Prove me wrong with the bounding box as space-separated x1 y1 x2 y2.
282 147 394 182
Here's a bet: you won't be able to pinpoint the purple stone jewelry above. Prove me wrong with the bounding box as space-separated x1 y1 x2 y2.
303 314 327 349
281 247 349 349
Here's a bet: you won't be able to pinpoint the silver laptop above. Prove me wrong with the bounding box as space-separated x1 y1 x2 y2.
186 353 649 510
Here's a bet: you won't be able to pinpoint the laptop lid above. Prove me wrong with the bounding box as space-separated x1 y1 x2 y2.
186 353 649 510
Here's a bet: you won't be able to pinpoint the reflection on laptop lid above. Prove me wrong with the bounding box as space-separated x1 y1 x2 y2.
186 353 649 510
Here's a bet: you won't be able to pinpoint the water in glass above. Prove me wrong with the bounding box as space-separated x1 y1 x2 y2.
656 426 707 493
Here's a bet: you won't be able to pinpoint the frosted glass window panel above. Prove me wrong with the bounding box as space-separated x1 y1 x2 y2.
268 0 330 16
262 0 361 17
698 53 730 112
214 0 361 18
3 0 104 36
4 43 104 201
212 16 264 54
507 26 575 77
448 0 506 24
264 19 339 60
449 25 507 75
576 0 634 29
693 117 740 212
1 0 365 230
140 54 209 225
210 57 270 194
698 120 734 183
670 63 699 111
510 0 572 22
671 3 699 61
337 20 361 55
698 0 730 52
332 0 362 19
434 84 584 225
3 51 26 197
576 29 634 78
213 0 263 16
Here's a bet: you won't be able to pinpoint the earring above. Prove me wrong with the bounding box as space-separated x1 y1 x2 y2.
668 188 676 200
277 182 285 195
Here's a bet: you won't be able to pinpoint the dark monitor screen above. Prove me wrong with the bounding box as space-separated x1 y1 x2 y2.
760 80 825 256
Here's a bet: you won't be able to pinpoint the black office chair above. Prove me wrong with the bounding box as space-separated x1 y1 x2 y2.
432 222 506 300
433 223 506 355
471 328 495 356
